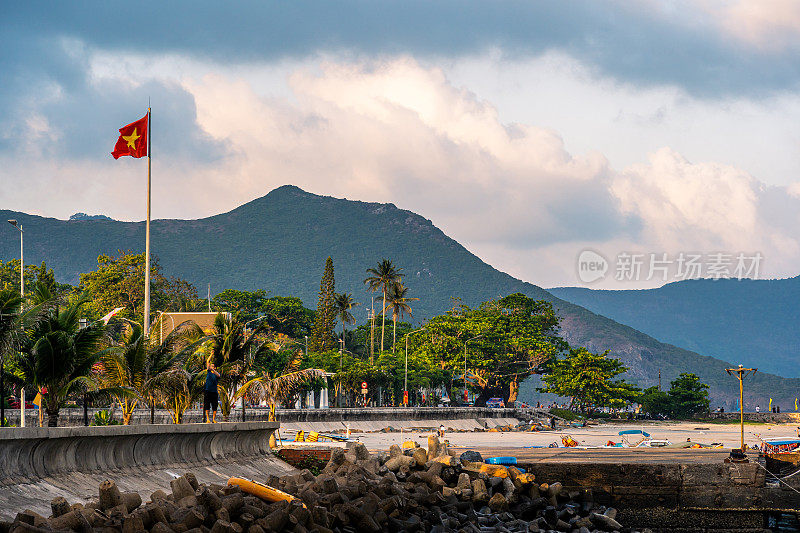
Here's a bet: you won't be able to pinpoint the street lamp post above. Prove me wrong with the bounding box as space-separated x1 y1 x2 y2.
404 328 425 406
337 338 345 407
6 220 23 428
464 335 483 406
158 311 176 345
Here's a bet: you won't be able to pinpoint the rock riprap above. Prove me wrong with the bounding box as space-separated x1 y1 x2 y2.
1 437 646 533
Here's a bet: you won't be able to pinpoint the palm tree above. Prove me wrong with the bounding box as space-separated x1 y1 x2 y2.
98 318 204 424
0 289 24 424
384 283 419 352
0 289 24 361
206 312 269 421
151 358 206 424
364 259 403 354
333 293 359 351
237 350 325 421
17 293 105 426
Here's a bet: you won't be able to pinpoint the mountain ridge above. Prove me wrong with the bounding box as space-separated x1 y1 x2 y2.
2 184 797 407
550 277 800 377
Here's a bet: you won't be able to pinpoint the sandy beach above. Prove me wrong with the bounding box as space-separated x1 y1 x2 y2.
353 420 799 451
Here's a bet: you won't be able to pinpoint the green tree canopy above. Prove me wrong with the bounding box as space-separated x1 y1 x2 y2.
0 260 71 298
639 386 671 418
210 289 315 338
408 293 567 406
310 257 336 352
79 251 198 323
540 347 640 412
667 372 710 418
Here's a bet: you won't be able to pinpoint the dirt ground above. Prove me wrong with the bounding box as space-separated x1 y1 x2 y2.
354 420 800 451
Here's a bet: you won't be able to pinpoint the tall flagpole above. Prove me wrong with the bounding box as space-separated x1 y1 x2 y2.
143 107 152 337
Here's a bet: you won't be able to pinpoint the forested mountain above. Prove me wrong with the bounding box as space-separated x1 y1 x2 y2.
550 278 800 378
2 185 797 407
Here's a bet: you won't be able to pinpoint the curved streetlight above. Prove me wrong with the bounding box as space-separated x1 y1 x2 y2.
157 311 176 345
404 328 426 406
243 315 268 337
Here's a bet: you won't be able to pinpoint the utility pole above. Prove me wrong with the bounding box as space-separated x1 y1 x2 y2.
725 365 757 452
658 370 661 391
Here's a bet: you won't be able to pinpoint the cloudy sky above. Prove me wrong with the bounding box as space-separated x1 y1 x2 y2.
2 1 800 288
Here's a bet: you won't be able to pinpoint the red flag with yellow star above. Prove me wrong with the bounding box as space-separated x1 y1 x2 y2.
111 113 148 159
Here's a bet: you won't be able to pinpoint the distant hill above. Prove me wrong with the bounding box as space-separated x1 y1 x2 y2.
69 213 114 221
2 184 797 408
550 278 800 378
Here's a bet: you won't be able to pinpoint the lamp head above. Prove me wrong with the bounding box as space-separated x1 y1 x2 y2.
7 220 17 227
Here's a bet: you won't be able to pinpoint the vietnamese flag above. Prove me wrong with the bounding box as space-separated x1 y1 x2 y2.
111 113 148 159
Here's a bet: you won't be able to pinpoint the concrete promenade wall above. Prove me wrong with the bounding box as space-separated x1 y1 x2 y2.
4 406 541 427
0 422 292 520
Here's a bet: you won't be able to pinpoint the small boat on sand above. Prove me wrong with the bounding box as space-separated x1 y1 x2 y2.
606 430 672 448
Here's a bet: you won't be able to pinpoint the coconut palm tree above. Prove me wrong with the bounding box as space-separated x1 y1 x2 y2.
97 318 205 424
0 288 24 424
237 350 325 417
0 289 24 361
384 283 419 352
206 312 270 421
17 292 105 426
151 359 206 424
333 293 359 351
364 259 403 353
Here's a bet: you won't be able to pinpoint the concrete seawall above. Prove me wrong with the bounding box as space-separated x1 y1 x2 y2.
5 406 544 427
0 422 292 519
513 448 799 532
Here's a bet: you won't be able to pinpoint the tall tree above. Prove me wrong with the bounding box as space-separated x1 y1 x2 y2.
98 318 204 424
205 312 270 421
384 283 418 352
540 347 640 413
667 373 710 418
333 292 359 351
310 257 336 352
17 291 106 426
0 289 24 414
408 293 566 406
79 251 198 326
364 259 403 353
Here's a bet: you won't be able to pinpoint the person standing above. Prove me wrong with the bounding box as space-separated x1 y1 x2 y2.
204 360 221 423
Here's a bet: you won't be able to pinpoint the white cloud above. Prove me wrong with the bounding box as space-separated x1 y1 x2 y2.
3 52 800 289
611 147 760 250
706 0 800 50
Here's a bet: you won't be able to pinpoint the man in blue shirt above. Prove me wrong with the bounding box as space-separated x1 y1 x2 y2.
204 360 221 423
